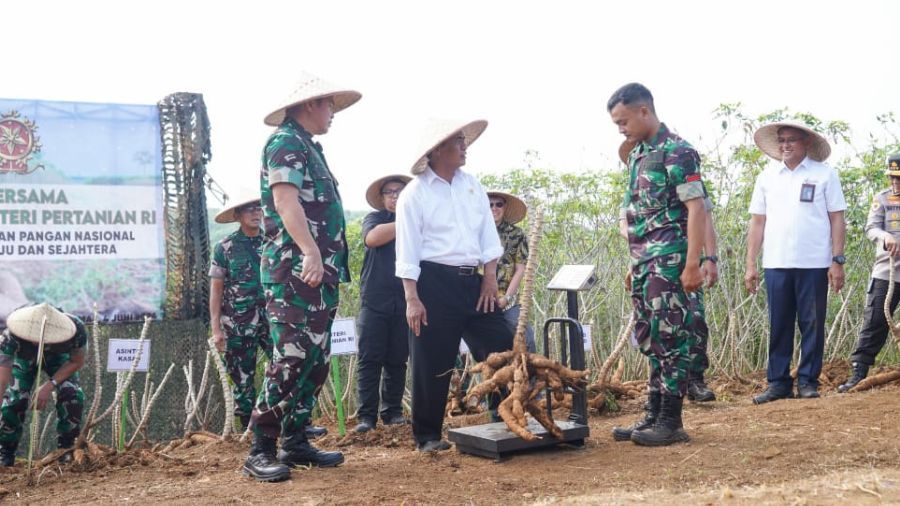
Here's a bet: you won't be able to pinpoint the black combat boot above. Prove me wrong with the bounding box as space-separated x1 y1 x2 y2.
630 394 690 447
57 433 76 464
304 423 328 439
612 389 661 441
686 374 716 402
242 434 291 482
838 362 869 393
277 430 344 468
0 442 17 467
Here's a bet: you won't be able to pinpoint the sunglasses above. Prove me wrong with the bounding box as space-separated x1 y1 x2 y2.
381 189 402 197
489 201 505 209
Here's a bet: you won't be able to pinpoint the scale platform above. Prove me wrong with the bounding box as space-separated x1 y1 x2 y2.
448 419 588 461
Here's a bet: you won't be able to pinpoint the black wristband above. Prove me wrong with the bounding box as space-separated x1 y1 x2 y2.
703 255 719 264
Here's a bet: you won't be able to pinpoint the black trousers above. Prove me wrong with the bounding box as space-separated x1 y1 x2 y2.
356 305 409 422
851 278 900 366
410 262 514 445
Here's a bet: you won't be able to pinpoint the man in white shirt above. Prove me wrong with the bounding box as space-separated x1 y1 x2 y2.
395 119 514 452
745 121 847 403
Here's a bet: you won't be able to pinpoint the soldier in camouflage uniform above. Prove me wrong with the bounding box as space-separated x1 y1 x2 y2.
0 304 86 466
617 139 720 404
608 83 707 447
242 73 360 482
210 196 271 430
839 153 900 392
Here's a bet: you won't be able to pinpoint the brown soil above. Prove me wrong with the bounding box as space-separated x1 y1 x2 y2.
3 367 900 505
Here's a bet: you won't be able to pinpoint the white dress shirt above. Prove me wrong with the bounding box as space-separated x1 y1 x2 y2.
748 157 847 269
395 167 503 281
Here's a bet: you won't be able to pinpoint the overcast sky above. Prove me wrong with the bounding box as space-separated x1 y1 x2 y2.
5 0 898 210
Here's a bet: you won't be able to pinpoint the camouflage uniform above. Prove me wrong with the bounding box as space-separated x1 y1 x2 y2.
686 290 709 376
210 229 272 419
254 118 350 439
0 315 86 446
623 123 705 397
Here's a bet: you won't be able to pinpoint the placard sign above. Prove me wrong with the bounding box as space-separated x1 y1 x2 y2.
582 324 592 352
107 339 151 372
331 317 357 356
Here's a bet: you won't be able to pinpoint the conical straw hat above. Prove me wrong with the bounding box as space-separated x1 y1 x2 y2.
264 72 362 127
411 119 488 175
7 303 76 344
753 120 831 162
487 191 527 224
365 174 412 210
214 195 261 224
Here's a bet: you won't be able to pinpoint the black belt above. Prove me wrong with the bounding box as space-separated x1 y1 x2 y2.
422 261 478 276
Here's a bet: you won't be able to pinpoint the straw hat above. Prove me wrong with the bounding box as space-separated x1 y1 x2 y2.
264 72 362 127
366 174 412 210
411 119 488 175
487 191 527 224
7 303 76 345
753 120 832 162
214 195 261 224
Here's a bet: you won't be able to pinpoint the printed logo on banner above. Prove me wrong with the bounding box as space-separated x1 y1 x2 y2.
0 111 42 174
0 98 166 324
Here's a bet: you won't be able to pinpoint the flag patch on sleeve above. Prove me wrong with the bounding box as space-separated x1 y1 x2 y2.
686 174 702 182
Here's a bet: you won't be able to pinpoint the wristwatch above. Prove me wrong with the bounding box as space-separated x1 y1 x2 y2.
703 255 718 264
832 255 846 265
50 378 59 389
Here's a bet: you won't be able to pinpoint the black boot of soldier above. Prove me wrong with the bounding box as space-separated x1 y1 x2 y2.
612 389 661 441
277 430 344 468
631 394 690 447
243 434 291 482
0 442 17 467
686 374 716 402
838 362 870 393
57 433 76 464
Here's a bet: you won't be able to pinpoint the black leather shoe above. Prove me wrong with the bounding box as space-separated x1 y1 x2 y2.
417 440 451 452
612 390 660 441
354 419 375 433
630 394 690 447
797 384 820 399
304 424 328 439
838 362 869 393
686 377 716 402
278 433 344 468
382 414 408 426
0 442 17 467
243 435 291 482
753 387 792 405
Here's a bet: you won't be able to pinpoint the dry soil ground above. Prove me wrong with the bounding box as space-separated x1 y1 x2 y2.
3 365 900 505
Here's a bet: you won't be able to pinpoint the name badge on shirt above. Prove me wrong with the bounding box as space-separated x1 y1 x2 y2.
800 183 816 203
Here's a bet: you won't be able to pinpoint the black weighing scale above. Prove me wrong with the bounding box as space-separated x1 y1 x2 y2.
448 265 597 461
